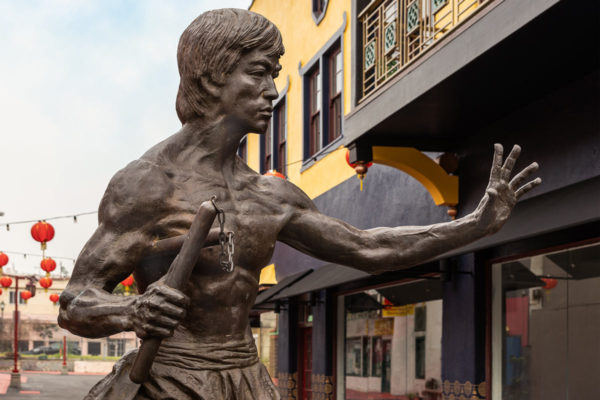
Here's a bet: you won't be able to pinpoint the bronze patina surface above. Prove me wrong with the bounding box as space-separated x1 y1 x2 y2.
57 8 540 400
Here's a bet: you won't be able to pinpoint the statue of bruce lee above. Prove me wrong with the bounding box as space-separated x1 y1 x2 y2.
58 8 541 400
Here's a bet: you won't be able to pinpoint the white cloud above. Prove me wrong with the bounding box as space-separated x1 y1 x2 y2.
0 0 250 275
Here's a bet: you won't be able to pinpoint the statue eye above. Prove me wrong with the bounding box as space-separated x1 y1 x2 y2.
248 68 266 77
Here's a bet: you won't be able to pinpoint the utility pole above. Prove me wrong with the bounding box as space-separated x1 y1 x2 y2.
10 276 20 389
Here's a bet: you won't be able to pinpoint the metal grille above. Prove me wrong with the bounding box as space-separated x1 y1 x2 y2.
360 0 492 101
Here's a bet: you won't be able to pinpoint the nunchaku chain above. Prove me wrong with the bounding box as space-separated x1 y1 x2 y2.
210 196 235 272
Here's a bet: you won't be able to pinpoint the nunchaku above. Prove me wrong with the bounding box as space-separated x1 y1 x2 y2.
129 199 218 384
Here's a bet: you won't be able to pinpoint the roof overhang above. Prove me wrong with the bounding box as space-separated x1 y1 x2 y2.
344 0 600 151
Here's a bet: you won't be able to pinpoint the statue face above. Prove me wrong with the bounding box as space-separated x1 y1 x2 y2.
219 48 281 134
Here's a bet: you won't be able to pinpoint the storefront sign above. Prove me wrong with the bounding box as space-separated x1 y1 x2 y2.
382 304 415 317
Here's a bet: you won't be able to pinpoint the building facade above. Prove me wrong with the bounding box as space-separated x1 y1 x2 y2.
0 276 137 361
248 1 599 399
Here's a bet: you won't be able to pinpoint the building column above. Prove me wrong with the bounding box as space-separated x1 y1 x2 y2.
277 300 298 398
311 290 334 400
441 253 487 400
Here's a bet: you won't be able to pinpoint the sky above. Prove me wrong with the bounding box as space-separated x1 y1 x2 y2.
0 0 250 276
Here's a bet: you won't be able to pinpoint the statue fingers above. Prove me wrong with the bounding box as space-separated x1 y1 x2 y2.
138 323 173 339
515 178 542 198
509 162 539 191
148 283 190 308
156 302 187 320
153 315 181 330
501 144 521 181
489 143 504 180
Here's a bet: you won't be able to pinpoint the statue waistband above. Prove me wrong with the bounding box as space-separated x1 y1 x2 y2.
152 335 259 371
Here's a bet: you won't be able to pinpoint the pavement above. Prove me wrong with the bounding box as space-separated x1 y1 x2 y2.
0 372 104 399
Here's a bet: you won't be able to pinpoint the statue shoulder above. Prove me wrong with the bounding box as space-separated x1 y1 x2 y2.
257 173 317 212
98 159 176 232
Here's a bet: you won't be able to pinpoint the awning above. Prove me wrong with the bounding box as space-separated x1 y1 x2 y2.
254 269 313 307
270 264 370 301
501 261 545 291
377 279 443 307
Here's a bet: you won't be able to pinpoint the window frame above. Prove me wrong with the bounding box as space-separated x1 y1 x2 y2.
300 15 347 169
328 46 343 143
274 98 287 176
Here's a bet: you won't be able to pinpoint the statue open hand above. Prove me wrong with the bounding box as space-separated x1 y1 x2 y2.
474 144 541 234
130 281 190 339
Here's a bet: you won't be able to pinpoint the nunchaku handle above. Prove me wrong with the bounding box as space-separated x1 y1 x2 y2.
129 200 217 384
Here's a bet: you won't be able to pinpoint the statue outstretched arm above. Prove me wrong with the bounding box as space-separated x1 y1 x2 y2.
279 144 541 274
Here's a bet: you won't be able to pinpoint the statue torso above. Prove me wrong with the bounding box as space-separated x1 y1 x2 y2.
130 151 289 341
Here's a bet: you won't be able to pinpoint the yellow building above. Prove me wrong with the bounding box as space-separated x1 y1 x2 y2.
249 1 600 400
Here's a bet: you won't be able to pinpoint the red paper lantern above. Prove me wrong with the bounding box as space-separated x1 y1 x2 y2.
121 275 134 294
0 252 8 267
541 278 558 290
0 288 3 295
345 149 373 191
31 221 55 250
264 170 286 179
40 257 57 275
0 276 12 288
345 149 373 169
39 277 53 292
20 290 32 302
121 275 134 287
49 293 60 304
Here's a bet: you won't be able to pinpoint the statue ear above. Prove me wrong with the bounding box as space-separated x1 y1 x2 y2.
199 75 221 99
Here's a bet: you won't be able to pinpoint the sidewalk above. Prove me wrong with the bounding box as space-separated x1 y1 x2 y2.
0 372 104 399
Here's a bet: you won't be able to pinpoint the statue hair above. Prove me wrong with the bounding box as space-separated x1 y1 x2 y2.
176 8 285 124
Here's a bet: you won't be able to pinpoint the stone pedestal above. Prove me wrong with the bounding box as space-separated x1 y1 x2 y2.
10 372 21 389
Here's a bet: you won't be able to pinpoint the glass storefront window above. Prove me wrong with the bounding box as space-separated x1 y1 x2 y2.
492 242 600 400
338 280 443 399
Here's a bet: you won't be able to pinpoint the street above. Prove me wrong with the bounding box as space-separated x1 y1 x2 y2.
0 372 104 399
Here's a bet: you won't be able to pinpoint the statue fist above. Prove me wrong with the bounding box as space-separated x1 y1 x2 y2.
130 282 189 339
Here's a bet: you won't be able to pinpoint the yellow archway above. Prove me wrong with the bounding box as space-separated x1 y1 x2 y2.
371 146 458 206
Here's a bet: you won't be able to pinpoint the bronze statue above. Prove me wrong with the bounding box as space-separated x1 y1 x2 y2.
57 8 540 400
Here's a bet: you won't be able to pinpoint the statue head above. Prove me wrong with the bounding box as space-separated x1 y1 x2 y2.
176 8 285 124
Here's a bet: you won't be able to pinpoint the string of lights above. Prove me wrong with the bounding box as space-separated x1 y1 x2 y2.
0 211 97 231
1 250 75 262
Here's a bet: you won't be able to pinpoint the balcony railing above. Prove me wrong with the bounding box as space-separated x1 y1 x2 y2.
359 0 492 101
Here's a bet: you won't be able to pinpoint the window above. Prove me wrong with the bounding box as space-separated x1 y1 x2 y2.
108 339 126 357
492 242 600 400
340 281 442 398
88 342 101 356
261 96 287 175
261 121 272 174
9 291 26 304
275 100 287 176
302 40 343 161
312 0 329 24
329 48 343 142
309 68 321 157
237 136 247 163
415 336 426 379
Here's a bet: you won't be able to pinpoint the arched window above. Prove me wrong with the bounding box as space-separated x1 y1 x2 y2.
312 0 329 25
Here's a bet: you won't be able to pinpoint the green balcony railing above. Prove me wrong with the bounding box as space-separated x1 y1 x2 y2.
359 0 493 100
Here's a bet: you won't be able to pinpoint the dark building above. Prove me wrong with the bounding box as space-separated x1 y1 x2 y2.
250 0 599 399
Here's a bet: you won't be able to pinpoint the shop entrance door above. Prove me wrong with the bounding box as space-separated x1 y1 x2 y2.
381 339 392 393
298 327 312 400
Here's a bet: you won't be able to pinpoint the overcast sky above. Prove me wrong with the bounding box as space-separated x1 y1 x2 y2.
0 0 249 276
